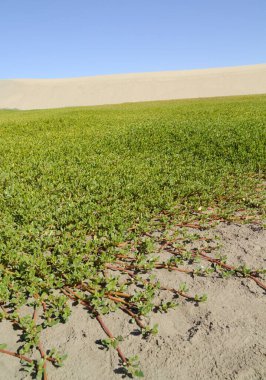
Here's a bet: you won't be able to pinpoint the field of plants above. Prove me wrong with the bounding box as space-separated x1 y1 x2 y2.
0 95 265 379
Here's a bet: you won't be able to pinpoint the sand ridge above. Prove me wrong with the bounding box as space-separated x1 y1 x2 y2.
0 64 266 110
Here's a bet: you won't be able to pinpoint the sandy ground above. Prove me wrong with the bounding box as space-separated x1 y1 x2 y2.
0 64 266 110
1 222 265 380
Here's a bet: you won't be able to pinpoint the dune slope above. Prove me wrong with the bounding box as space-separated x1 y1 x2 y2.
0 64 266 110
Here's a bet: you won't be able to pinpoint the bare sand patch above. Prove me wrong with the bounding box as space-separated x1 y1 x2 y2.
0 64 266 110
1 222 265 380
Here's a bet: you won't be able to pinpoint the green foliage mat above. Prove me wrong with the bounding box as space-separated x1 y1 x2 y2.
0 95 265 378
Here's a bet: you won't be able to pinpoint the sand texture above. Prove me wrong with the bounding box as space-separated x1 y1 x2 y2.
0 64 266 110
1 222 265 380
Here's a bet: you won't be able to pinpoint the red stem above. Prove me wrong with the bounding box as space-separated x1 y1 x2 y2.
38 342 48 380
33 303 48 380
0 348 33 363
62 287 128 365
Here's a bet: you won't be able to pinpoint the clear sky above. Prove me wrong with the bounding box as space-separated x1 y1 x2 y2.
1 0 266 79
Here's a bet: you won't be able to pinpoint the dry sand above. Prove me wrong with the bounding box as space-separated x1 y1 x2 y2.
1 222 265 380
0 64 266 110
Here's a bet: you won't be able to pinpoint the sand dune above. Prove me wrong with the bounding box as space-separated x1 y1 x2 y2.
0 64 266 110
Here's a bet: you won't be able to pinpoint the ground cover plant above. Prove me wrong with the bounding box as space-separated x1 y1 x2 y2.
0 95 265 379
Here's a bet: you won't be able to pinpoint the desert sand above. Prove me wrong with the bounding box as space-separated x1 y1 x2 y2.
1 222 265 380
0 64 266 110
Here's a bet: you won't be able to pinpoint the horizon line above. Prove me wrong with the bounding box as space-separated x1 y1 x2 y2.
1 62 266 81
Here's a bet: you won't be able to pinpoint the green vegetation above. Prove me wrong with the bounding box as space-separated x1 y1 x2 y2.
0 95 265 378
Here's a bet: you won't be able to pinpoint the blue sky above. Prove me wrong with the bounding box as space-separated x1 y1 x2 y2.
1 0 265 79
